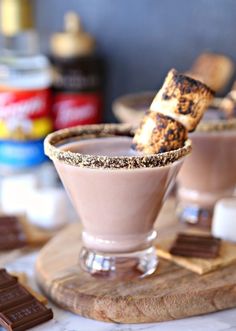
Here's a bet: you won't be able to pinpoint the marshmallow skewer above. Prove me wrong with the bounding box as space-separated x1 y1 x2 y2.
150 69 214 132
132 111 187 154
186 52 234 92
133 69 214 154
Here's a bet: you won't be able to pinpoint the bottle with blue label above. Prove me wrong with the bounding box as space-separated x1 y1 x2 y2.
0 0 52 174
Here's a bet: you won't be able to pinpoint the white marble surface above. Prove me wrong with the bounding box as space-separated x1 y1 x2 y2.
2 252 236 331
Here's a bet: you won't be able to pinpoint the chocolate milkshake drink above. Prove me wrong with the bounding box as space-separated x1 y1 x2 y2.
177 110 236 228
45 124 191 277
45 69 213 278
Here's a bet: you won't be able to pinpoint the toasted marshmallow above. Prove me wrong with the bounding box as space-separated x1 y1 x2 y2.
220 83 236 119
133 69 213 154
187 52 234 92
150 69 214 132
133 112 187 154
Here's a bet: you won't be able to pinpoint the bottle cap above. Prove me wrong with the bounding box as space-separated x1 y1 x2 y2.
0 0 33 36
50 12 95 57
212 198 236 242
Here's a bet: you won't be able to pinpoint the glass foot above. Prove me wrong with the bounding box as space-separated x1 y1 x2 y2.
177 203 213 229
80 246 158 280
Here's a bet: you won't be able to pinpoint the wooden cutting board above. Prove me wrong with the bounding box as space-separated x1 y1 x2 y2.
36 200 236 323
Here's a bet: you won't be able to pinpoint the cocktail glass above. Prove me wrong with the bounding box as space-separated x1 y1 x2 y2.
45 124 191 278
177 118 236 228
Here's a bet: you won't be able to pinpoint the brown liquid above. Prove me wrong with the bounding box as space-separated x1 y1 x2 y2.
54 136 183 253
178 130 236 209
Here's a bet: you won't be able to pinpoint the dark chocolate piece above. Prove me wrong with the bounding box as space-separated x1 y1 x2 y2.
0 269 53 331
0 284 32 311
0 216 27 250
0 299 53 331
0 269 17 290
170 233 221 259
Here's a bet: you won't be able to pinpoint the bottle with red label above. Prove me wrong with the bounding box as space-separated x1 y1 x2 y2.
50 12 104 130
0 0 52 173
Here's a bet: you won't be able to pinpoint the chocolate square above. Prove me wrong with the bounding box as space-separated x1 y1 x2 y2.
0 269 53 331
0 216 27 250
170 233 221 259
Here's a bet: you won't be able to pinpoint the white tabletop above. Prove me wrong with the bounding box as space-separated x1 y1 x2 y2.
2 251 236 331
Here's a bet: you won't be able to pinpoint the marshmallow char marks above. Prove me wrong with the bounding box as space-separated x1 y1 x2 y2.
150 69 214 132
133 69 214 154
132 112 187 154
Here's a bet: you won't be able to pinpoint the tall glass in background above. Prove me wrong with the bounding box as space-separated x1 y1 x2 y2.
177 117 236 228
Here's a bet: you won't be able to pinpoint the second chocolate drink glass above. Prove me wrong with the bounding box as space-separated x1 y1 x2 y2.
177 114 236 227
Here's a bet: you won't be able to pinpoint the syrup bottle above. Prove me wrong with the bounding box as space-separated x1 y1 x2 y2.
0 0 58 218
0 0 52 173
50 12 104 130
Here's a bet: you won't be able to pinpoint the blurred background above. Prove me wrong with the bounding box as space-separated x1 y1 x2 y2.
34 0 236 121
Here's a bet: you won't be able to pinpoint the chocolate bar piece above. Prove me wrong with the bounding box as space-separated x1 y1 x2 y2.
0 269 17 290
0 284 32 311
170 233 221 259
0 269 53 331
0 299 53 331
0 216 27 250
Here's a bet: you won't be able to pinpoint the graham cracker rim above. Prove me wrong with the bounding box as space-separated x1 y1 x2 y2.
197 118 236 132
44 124 192 169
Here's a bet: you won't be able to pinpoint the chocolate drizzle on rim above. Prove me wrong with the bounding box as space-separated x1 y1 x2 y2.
44 124 192 169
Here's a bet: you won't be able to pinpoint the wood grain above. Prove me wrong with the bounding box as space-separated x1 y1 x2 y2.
36 200 236 323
